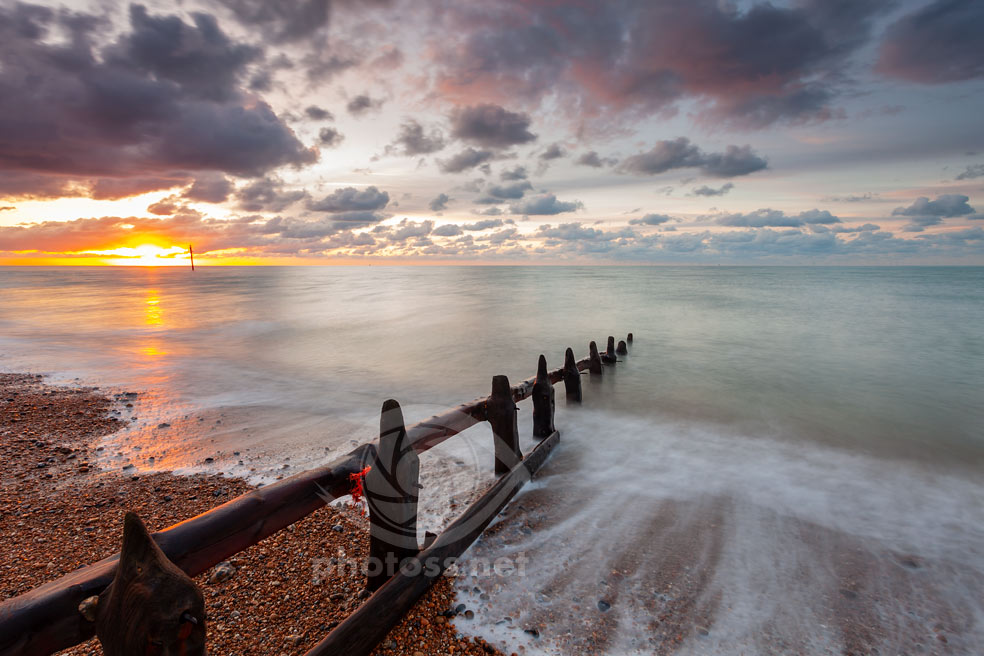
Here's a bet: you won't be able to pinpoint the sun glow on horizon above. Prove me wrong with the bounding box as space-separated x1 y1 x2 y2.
85 244 190 266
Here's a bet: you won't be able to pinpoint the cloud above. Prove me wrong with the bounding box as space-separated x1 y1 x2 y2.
0 206 14 212
510 193 583 215
500 166 528 181
476 181 533 203
716 208 840 227
429 193 450 212
619 139 767 178
309 186 390 212
214 0 332 43
432 0 889 128
0 3 316 199
305 105 334 121
877 0 984 83
387 120 447 156
183 173 233 203
629 213 674 226
318 127 345 147
576 151 617 168
438 148 494 173
892 194 975 217
956 164 984 180
236 177 308 212
347 94 384 117
450 104 536 148
822 192 878 202
432 223 463 236
692 183 734 197
462 219 505 231
539 144 566 160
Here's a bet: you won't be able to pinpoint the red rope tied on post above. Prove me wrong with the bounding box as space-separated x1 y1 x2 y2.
349 465 371 512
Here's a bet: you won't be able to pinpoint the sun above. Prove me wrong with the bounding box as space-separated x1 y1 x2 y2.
90 244 191 266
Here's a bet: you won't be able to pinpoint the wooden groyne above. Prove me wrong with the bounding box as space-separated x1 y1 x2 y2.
0 334 632 656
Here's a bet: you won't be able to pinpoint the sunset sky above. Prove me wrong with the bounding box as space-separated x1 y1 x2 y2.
1 0 982 265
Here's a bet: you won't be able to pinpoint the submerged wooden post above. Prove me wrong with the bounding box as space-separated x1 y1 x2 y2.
627 332 633 343
364 400 420 592
563 347 582 403
488 375 522 475
532 355 556 438
589 341 603 375
93 513 206 656
602 336 618 363
616 340 628 355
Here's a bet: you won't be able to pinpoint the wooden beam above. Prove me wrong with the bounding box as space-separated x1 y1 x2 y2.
303 430 561 656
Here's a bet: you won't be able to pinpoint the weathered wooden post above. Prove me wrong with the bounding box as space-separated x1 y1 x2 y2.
616 340 628 355
532 355 556 438
364 399 420 592
93 513 206 656
488 375 522 475
627 332 633 343
589 341 603 375
602 336 618 363
563 347 582 403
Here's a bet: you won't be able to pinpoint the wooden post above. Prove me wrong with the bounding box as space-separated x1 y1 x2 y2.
95 513 205 656
616 340 628 355
189 245 194 271
563 347 582 403
364 400 420 592
488 375 522 475
627 332 633 343
532 355 556 438
589 341 603 375
303 431 560 656
602 336 617 363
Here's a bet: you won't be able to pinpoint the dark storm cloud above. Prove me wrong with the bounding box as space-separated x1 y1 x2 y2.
629 213 674 226
438 148 495 173
305 106 335 121
692 183 734 197
309 186 390 212
183 173 234 203
509 193 583 215
318 127 344 147
717 208 841 227
619 139 768 178
892 195 975 217
576 152 617 168
388 120 447 156
429 193 450 212
450 104 537 148
877 0 984 83
347 94 384 117
432 0 890 128
114 5 260 102
236 177 308 212
0 3 316 199
213 0 330 43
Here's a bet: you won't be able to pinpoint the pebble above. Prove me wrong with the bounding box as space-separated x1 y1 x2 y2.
597 599 611 612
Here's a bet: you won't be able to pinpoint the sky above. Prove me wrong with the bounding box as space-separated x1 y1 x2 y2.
0 0 983 265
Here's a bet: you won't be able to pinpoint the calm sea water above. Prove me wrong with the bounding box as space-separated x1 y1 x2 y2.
2 266 983 653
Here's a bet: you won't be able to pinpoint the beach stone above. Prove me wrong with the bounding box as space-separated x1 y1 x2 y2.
209 561 236 584
597 599 611 612
157 423 170 429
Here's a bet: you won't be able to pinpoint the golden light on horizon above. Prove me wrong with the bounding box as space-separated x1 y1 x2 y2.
89 244 190 266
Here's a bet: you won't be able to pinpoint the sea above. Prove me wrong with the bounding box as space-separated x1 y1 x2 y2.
1 265 982 654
